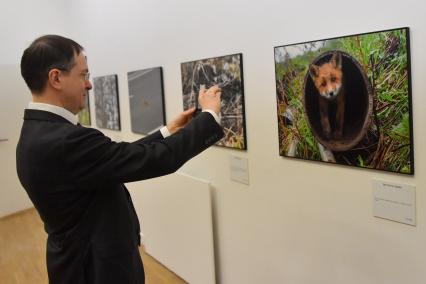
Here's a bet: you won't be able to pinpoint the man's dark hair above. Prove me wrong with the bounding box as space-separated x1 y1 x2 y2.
20 35 84 94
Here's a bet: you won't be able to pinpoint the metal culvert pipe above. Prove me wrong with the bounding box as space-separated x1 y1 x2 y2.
303 50 373 152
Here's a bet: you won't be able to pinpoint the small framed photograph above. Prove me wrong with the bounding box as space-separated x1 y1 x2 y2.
127 67 166 135
181 53 247 150
78 92 91 126
93 74 121 131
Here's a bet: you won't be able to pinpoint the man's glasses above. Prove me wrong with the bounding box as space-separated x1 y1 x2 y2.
48 66 90 82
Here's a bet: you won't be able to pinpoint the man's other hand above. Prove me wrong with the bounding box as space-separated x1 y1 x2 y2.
166 107 196 134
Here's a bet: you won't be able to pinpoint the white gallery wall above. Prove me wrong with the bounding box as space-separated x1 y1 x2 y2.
0 0 67 216
1 0 426 283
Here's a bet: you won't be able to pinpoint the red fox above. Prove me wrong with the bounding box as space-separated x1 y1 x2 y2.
309 52 345 139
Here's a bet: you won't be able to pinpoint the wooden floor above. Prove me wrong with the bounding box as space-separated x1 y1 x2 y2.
0 208 187 284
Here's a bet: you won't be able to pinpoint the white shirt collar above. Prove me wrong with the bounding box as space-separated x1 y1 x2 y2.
27 102 78 125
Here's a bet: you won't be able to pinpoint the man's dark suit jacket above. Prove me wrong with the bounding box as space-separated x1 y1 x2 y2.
16 109 223 284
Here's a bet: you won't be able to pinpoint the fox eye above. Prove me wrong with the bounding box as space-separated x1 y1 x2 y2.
331 77 336 83
321 80 326 87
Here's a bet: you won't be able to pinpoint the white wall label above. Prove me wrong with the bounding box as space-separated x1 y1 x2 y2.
372 179 416 226
230 155 249 185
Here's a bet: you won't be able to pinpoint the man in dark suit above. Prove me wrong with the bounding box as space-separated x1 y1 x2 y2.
16 35 223 284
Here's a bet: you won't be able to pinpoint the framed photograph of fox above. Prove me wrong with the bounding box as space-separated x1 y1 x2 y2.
274 27 414 174
181 53 247 150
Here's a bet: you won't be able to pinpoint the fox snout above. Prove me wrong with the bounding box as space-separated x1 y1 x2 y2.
320 84 342 99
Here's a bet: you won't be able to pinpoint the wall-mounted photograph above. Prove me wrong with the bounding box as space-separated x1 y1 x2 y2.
274 27 413 174
181 53 247 150
128 67 166 135
93 74 121 131
78 92 91 126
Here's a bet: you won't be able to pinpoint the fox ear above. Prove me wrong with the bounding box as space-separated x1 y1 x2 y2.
331 52 342 69
309 64 319 79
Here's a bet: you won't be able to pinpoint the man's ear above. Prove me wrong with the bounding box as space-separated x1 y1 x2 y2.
309 64 319 79
47 69 62 90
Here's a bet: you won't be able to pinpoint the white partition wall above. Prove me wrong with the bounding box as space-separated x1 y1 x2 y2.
0 0 67 217
129 173 216 284
0 65 35 216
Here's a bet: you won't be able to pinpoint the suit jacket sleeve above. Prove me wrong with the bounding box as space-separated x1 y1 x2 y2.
131 129 163 145
63 112 223 185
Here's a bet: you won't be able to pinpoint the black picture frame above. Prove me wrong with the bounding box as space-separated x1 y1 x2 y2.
274 27 414 174
181 53 247 150
127 67 166 135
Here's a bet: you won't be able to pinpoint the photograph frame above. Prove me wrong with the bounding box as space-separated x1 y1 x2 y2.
93 74 121 131
274 27 414 175
127 66 166 135
181 53 248 150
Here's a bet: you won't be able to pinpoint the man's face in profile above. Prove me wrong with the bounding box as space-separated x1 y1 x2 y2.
59 53 92 114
